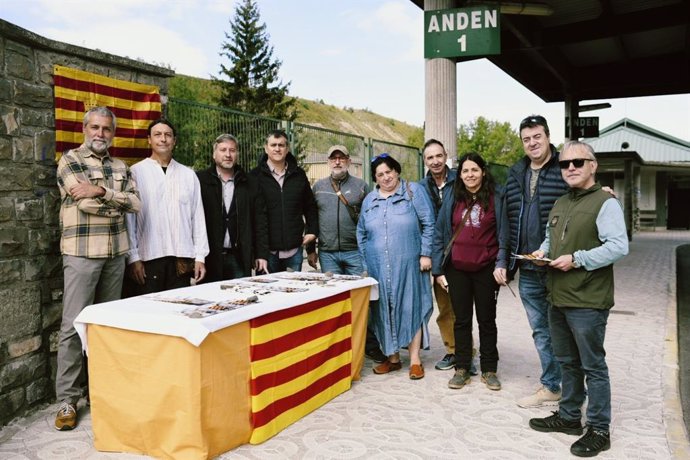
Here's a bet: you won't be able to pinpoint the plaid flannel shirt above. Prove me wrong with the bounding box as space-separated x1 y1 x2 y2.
58 144 141 258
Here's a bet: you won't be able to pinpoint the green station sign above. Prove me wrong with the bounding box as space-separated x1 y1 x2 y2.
424 6 501 59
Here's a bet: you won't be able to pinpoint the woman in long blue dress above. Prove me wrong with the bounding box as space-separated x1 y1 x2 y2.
357 154 435 380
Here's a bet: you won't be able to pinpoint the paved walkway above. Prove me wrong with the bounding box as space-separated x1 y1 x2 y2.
1 232 689 459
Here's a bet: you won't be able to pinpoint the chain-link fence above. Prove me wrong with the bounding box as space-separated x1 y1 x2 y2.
293 122 367 181
369 138 423 186
165 98 283 171
165 97 423 184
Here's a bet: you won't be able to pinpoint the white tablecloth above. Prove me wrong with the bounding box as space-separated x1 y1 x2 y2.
74 273 379 351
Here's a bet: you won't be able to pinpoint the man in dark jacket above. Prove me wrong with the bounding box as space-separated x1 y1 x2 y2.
418 139 478 375
198 134 268 280
495 115 568 408
250 130 318 273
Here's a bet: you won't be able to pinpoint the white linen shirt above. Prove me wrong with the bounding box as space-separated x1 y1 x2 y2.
126 158 209 264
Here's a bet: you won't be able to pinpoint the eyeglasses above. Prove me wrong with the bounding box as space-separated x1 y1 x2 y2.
371 153 390 163
558 158 593 169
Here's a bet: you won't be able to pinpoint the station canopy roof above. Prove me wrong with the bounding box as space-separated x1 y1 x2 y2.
412 0 690 102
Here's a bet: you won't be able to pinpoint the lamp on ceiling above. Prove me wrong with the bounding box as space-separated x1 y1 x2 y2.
464 1 554 16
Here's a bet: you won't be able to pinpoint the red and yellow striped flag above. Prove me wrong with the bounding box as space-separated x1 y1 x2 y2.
53 65 161 163
249 291 353 444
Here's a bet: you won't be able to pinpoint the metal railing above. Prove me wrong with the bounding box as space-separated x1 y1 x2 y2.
165 98 423 184
165 98 282 171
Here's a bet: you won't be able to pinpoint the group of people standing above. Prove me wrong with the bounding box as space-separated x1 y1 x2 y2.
55 107 627 458
352 115 628 458
54 108 317 432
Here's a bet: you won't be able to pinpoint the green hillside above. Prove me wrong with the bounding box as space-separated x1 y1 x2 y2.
169 74 423 147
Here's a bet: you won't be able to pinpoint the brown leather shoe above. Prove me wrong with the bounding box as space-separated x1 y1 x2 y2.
373 359 402 374
55 402 77 431
409 364 425 380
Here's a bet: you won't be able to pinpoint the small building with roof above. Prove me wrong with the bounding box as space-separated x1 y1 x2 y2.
584 119 690 234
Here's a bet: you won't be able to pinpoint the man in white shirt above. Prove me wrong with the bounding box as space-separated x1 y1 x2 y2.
125 119 209 294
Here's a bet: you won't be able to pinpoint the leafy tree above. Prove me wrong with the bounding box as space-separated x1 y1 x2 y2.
457 116 522 167
214 0 297 121
406 127 424 148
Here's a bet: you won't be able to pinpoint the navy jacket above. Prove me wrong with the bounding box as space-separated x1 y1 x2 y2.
418 167 457 216
498 146 568 277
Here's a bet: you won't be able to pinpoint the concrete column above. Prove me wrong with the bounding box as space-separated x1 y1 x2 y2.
625 159 634 241
424 0 458 162
564 95 579 141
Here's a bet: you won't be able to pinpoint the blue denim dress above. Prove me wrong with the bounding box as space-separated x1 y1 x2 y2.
356 180 435 356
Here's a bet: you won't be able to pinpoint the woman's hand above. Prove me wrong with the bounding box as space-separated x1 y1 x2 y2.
493 267 507 285
435 275 449 292
420 256 431 272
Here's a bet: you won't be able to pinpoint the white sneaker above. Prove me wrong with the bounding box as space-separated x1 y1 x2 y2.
517 386 561 408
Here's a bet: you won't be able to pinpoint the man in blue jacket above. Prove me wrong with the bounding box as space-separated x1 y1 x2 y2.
419 139 477 374
494 116 568 408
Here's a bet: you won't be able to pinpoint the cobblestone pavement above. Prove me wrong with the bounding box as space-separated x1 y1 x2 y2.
1 231 689 459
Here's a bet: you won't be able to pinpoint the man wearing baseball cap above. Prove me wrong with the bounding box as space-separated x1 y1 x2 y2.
307 144 385 362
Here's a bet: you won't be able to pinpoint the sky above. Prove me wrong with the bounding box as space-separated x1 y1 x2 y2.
2 0 689 144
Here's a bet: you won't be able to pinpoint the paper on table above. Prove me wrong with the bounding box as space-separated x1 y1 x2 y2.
511 253 552 263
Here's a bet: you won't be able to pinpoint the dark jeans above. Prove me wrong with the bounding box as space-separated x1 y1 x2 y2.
267 250 303 274
550 305 611 431
365 300 384 356
446 263 499 373
222 249 246 280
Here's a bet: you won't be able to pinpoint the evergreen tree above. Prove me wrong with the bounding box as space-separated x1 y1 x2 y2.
215 0 297 121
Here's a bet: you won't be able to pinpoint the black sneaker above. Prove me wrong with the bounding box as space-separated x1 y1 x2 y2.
570 426 611 457
365 348 387 363
529 411 583 435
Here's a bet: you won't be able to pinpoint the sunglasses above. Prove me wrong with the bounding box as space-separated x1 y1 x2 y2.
559 158 593 169
371 153 390 163
521 115 546 125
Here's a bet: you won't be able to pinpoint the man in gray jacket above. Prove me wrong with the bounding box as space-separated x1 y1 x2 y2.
307 145 385 361
307 145 367 274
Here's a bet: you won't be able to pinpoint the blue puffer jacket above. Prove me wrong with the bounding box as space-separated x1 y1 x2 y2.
498 146 568 276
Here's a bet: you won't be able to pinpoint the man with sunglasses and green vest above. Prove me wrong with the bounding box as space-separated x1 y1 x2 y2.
528 140 628 457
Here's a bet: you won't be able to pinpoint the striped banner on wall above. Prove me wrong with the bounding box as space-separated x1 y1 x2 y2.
53 65 161 162
249 291 353 444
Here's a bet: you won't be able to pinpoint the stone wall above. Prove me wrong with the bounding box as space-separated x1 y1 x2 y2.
0 19 174 426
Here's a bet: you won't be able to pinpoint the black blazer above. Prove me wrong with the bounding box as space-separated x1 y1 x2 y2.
197 164 269 281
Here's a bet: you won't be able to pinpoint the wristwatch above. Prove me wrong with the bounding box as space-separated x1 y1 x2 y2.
572 254 581 269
